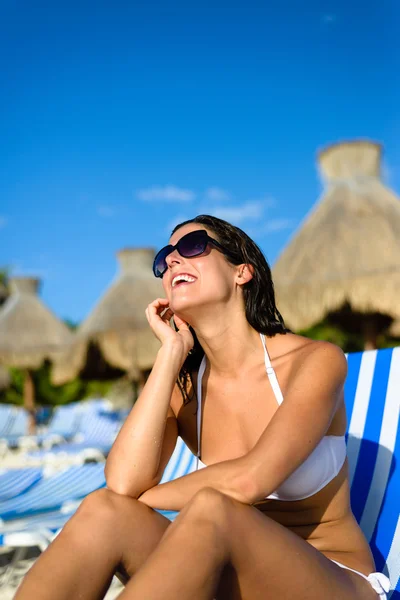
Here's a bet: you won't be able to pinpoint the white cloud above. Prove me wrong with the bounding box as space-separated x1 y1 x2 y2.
208 200 265 225
97 205 117 218
321 14 337 24
137 185 196 203
0 215 8 228
263 218 295 232
248 218 295 238
204 187 231 202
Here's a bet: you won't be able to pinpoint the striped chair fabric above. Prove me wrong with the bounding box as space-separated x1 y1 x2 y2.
0 468 42 502
0 464 106 521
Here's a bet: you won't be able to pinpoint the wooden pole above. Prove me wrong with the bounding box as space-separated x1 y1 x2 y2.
363 318 378 350
23 369 36 434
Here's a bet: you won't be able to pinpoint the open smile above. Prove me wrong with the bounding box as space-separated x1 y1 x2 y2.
171 273 198 288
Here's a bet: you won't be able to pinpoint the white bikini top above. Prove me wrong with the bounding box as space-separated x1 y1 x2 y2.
196 333 346 501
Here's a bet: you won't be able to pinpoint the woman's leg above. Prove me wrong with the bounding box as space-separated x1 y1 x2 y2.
118 488 379 600
14 488 172 600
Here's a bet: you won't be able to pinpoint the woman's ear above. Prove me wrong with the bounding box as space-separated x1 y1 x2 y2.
235 264 254 286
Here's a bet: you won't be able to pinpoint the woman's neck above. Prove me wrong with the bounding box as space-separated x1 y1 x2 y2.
193 319 266 377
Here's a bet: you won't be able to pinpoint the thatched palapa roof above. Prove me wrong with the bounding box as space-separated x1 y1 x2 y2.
0 278 74 368
272 140 400 332
51 248 164 385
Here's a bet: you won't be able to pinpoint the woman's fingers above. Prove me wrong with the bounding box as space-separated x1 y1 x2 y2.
161 308 174 322
146 298 170 322
145 299 194 353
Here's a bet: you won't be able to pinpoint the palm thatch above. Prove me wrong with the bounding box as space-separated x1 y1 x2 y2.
0 277 74 422
51 248 164 385
272 140 400 344
0 278 74 368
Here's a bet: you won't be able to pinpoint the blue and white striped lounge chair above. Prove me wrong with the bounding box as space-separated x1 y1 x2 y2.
27 411 121 462
0 463 106 521
344 347 400 597
0 405 15 437
32 403 83 448
0 405 16 455
0 468 43 502
0 507 79 553
0 408 30 449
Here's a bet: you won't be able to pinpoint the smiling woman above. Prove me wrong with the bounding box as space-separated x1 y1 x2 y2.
15 215 390 600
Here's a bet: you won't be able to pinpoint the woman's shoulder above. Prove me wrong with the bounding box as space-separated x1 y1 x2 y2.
280 333 345 358
279 334 347 386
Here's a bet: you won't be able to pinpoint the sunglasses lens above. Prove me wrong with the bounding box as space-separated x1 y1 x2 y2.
153 231 209 277
153 248 170 277
179 231 207 257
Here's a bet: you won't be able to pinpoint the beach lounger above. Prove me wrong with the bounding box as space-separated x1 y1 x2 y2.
0 463 106 521
26 411 121 462
344 347 400 597
0 406 15 437
32 403 83 448
0 405 16 456
0 408 30 448
0 469 42 502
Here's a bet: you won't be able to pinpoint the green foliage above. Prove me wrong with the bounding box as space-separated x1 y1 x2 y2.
0 266 9 284
33 363 85 406
300 319 400 352
0 368 24 405
299 321 364 352
0 362 114 407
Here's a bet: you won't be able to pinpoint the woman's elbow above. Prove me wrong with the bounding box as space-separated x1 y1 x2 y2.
104 466 158 499
232 462 260 504
104 474 135 497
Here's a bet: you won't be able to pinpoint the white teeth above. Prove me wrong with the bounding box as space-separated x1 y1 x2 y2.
172 274 196 287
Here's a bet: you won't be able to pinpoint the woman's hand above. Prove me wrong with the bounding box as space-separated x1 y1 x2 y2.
145 298 194 358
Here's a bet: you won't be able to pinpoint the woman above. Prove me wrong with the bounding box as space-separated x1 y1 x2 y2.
16 215 390 599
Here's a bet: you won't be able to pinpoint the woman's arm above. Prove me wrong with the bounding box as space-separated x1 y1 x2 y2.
105 298 193 498
105 344 181 497
138 342 347 510
138 457 251 511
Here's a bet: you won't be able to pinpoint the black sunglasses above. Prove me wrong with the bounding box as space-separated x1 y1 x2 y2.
153 229 233 278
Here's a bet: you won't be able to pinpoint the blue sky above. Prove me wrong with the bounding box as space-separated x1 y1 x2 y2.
1 0 399 323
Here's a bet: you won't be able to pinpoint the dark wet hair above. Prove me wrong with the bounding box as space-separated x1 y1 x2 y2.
170 214 288 405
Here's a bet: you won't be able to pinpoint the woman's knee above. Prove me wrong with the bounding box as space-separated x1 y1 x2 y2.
64 488 141 537
183 487 233 525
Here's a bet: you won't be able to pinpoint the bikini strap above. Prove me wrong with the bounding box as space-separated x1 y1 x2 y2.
196 336 283 469
196 355 207 467
260 333 284 405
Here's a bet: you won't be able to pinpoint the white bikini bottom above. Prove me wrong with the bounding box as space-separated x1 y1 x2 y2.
331 559 391 599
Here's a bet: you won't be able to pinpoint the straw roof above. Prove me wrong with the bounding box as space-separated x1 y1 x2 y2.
0 278 74 368
51 248 164 385
272 140 400 331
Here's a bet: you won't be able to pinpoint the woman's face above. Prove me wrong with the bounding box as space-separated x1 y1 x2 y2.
161 223 238 318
